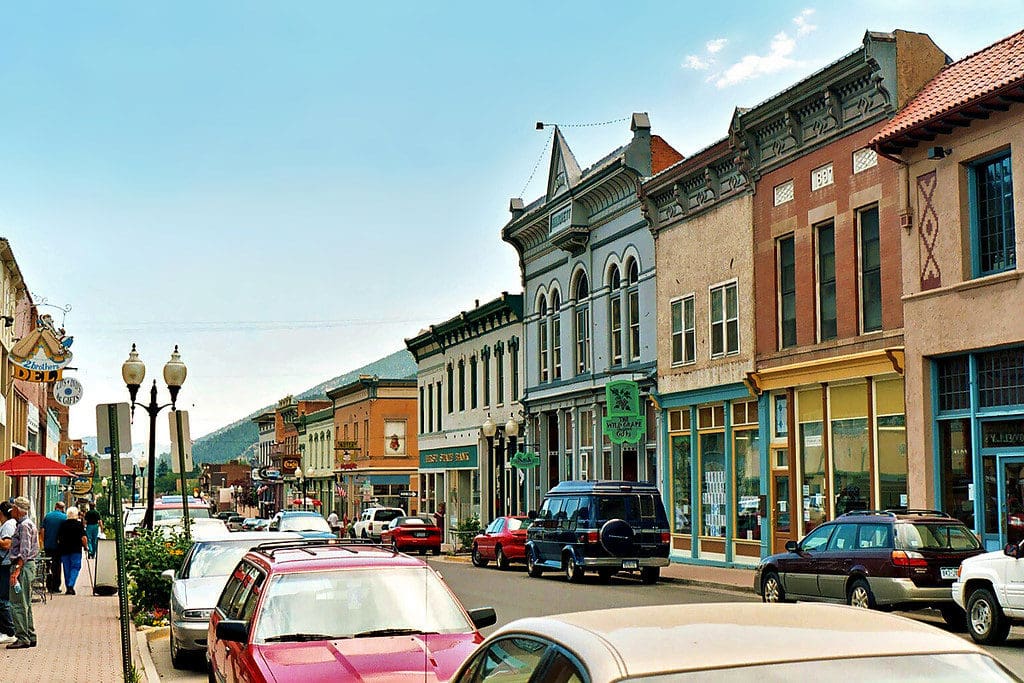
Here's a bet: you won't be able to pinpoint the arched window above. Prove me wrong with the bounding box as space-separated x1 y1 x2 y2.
574 272 591 374
538 295 549 383
626 258 641 361
608 265 623 366
550 290 562 380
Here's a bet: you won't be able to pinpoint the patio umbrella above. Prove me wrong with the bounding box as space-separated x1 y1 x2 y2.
0 451 76 478
291 497 322 507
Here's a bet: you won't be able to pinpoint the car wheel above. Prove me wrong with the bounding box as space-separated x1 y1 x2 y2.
361 529 369 539
939 605 967 632
564 554 584 583
431 547 440 556
391 539 399 553
967 587 1011 645
419 548 427 555
527 549 543 578
640 566 659 585
496 546 510 571
761 571 786 603
169 627 186 670
847 579 876 610
471 545 489 568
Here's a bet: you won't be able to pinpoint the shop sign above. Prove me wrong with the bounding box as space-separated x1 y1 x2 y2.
510 450 540 469
282 458 300 473
335 461 358 470
420 445 478 470
53 377 83 406
12 366 63 383
66 457 93 476
602 380 646 445
258 466 283 481
982 419 1024 448
9 314 73 379
72 478 93 496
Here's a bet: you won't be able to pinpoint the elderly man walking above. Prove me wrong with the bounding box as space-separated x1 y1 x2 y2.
42 501 66 593
8 496 38 649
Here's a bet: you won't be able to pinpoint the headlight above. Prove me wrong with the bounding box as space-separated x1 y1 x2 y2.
182 608 213 621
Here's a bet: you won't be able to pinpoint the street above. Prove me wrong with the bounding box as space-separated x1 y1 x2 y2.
150 557 1024 679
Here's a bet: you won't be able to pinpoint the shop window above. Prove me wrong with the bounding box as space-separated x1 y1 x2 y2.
875 378 907 510
984 456 998 535
668 408 690 433
773 394 788 440
936 355 970 412
798 387 826 532
670 434 691 534
831 383 870 515
732 400 758 427
939 419 973 528
970 152 1015 277
977 347 1024 408
699 432 726 538
778 236 796 348
734 428 760 541
859 206 882 333
816 221 837 341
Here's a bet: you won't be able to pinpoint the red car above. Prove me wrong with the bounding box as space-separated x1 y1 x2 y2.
207 539 496 682
471 516 529 570
381 515 442 555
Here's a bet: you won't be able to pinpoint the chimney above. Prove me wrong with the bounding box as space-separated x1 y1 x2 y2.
509 197 525 218
631 112 651 141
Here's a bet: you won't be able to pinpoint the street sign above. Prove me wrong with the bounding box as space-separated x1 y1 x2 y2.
169 410 193 473
398 490 417 498
96 456 133 477
95 403 132 455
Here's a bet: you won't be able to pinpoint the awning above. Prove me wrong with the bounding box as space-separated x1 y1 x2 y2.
746 348 905 395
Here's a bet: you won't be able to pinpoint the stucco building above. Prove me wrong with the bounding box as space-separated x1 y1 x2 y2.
296 406 335 514
871 29 1024 550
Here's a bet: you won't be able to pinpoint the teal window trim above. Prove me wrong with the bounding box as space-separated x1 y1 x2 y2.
758 394 771 559
969 149 1015 278
723 399 733 563
690 405 699 559
969 354 985 539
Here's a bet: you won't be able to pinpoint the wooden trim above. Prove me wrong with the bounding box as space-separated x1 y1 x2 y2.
672 535 692 552
733 541 761 557
699 537 727 554
821 382 830 519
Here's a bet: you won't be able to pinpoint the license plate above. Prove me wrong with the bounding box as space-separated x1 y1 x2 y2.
414 532 427 538
940 567 957 580
623 560 639 570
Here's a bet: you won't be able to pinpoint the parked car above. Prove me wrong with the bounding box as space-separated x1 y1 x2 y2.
207 539 496 682
268 510 335 538
123 506 146 534
163 531 301 668
226 515 246 532
755 509 985 627
472 515 529 570
449 603 1020 682
380 516 442 555
216 510 235 522
953 537 1024 644
525 480 670 584
154 517 230 540
351 506 405 539
241 517 268 531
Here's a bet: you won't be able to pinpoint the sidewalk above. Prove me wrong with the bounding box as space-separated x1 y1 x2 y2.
0 555 126 680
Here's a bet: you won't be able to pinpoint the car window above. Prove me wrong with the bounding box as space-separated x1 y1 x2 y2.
800 524 834 552
545 651 588 683
826 524 858 551
376 509 403 523
460 636 550 682
639 494 656 519
188 541 271 578
506 518 525 532
239 570 266 624
896 523 981 551
227 564 262 620
560 498 579 529
217 571 244 615
280 515 331 533
537 499 554 521
858 523 893 549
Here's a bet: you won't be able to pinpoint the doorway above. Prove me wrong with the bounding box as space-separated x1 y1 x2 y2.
1000 457 1024 547
771 471 795 554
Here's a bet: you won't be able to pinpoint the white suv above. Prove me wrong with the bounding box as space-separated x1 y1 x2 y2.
351 507 405 539
952 538 1024 644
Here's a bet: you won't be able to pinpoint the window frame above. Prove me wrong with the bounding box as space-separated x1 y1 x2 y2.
815 219 837 342
573 272 591 375
609 265 623 366
626 259 641 362
551 291 562 381
857 204 882 333
709 279 739 359
777 235 797 349
670 294 696 366
969 149 1016 278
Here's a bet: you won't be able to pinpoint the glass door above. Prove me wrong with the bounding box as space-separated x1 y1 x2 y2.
1000 457 1024 547
771 471 795 554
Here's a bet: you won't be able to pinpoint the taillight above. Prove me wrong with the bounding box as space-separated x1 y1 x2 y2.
578 531 599 544
660 532 670 543
891 550 928 567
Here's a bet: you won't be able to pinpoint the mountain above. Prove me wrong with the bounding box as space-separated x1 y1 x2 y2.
188 348 418 465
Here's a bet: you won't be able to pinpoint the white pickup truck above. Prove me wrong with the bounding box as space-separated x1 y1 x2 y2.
952 538 1024 644
351 507 405 539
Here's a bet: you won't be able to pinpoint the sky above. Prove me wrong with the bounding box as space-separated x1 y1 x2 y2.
1 1 1021 445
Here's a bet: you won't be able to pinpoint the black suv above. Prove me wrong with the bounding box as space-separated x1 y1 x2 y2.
525 480 670 584
754 509 984 626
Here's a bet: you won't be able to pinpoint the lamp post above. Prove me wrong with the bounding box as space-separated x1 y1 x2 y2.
122 344 188 531
482 414 520 519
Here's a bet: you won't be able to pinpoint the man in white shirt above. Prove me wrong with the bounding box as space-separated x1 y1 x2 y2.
0 501 18 644
327 511 340 537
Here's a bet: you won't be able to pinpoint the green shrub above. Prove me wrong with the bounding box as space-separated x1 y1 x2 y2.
452 515 482 553
123 529 192 615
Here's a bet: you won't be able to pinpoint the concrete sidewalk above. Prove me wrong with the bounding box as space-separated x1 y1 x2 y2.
0 554 131 680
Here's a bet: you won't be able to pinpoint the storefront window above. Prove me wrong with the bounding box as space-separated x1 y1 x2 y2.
875 378 907 510
700 432 725 538
940 419 973 527
798 388 825 532
830 383 870 515
984 456 998 535
734 428 760 541
671 434 691 534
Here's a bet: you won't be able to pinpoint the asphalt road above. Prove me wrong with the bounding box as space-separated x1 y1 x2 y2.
151 557 1024 679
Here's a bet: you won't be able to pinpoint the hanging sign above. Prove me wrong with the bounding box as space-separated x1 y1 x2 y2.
509 450 541 469
9 314 73 378
602 380 646 444
53 377 83 406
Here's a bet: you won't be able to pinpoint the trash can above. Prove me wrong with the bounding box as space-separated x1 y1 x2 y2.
92 537 119 596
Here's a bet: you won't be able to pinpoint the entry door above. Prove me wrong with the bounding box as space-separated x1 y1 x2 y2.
1001 457 1024 547
772 472 795 555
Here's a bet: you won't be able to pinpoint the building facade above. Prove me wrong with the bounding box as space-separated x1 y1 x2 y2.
871 29 1024 550
643 139 759 566
406 293 525 537
273 396 331 512
502 114 682 504
251 410 277 516
296 407 335 514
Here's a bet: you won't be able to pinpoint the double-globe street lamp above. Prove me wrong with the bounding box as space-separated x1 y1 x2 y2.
121 344 188 530
482 414 519 519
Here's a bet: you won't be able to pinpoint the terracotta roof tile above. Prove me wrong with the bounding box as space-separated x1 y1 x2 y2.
872 28 1024 146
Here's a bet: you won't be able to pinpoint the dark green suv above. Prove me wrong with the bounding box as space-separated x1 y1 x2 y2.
525 480 671 584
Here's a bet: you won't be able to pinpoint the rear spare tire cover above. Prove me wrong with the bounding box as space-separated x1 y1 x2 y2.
600 519 636 557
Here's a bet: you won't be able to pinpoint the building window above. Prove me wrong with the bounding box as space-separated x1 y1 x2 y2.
936 355 970 412
574 273 590 374
709 281 739 358
875 378 907 511
817 221 837 341
470 355 478 409
859 206 882 333
496 343 505 405
733 401 760 542
798 387 826 533
419 385 424 434
670 415 692 535
774 179 794 206
436 382 443 431
977 347 1024 408
609 266 622 366
778 236 796 348
830 382 870 515
698 405 726 539
940 419 973 528
810 162 834 191
482 349 491 407
538 295 549 384
972 153 1015 276
426 383 434 433
671 295 695 365
626 259 641 361
510 340 520 401
458 359 466 412
551 291 562 380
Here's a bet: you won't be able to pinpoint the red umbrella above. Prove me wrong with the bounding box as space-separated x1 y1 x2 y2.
291 497 322 507
0 451 76 477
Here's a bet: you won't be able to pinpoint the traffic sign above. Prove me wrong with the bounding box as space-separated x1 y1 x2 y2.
398 490 417 498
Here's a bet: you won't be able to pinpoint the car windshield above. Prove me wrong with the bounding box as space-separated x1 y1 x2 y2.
895 523 982 551
506 518 526 532
629 653 1015 682
154 507 211 522
280 515 331 533
398 517 427 526
252 566 474 643
124 509 145 525
594 494 665 526
186 541 264 578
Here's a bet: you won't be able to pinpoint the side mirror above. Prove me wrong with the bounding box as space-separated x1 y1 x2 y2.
1004 543 1020 558
161 569 175 580
468 607 497 630
785 540 799 553
216 619 249 644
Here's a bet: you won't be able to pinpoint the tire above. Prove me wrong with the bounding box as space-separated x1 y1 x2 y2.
496 546 510 571
471 545 489 568
564 554 584 583
967 587 1011 645
390 540 399 553
847 578 876 610
361 529 369 539
431 547 440 556
640 567 660 585
169 627 186 670
527 549 543 578
761 571 786 603
419 548 427 556
939 605 968 632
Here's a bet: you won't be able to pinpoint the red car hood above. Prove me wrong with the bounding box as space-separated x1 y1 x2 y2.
254 632 483 682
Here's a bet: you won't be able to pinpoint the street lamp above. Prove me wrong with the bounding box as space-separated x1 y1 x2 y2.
482 414 519 519
122 343 188 530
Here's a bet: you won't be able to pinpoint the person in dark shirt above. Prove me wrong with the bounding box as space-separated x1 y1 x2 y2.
83 505 101 559
56 507 87 595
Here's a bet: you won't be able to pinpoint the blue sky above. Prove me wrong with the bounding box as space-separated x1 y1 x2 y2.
1 1 1021 442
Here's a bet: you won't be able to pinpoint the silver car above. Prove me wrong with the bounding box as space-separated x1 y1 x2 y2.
164 531 301 668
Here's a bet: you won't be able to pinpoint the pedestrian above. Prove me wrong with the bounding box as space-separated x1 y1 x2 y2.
327 510 340 536
0 501 17 644
41 500 66 594
83 503 101 559
8 496 39 649
433 502 446 544
57 507 87 595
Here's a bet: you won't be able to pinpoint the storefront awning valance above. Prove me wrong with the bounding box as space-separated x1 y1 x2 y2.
746 347 905 395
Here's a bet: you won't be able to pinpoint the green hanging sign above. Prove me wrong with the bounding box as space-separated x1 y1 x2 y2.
509 450 541 469
602 380 646 444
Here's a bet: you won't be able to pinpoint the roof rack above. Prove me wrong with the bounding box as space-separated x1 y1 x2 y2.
838 510 897 518
252 537 396 558
885 508 952 518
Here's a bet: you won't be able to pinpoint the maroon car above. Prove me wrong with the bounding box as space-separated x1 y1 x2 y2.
471 516 529 570
755 509 985 628
380 515 442 555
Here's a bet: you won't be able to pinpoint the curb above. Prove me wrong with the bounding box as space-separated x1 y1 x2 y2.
134 625 167 683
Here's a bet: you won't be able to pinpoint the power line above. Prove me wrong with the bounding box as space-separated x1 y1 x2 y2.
519 128 553 198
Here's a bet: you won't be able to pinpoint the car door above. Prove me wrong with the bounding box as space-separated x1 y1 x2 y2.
817 523 859 601
781 524 835 598
556 497 580 555
482 518 503 560
532 498 558 563
210 568 247 682
1005 540 1024 609
223 564 264 683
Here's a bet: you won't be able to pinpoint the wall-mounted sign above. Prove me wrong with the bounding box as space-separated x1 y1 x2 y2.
53 377 83 406
335 462 358 470
12 366 63 383
282 458 300 473
398 490 417 498
419 446 478 470
510 450 540 469
602 380 646 444
257 466 282 481
9 314 73 379
65 457 93 476
336 440 359 450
